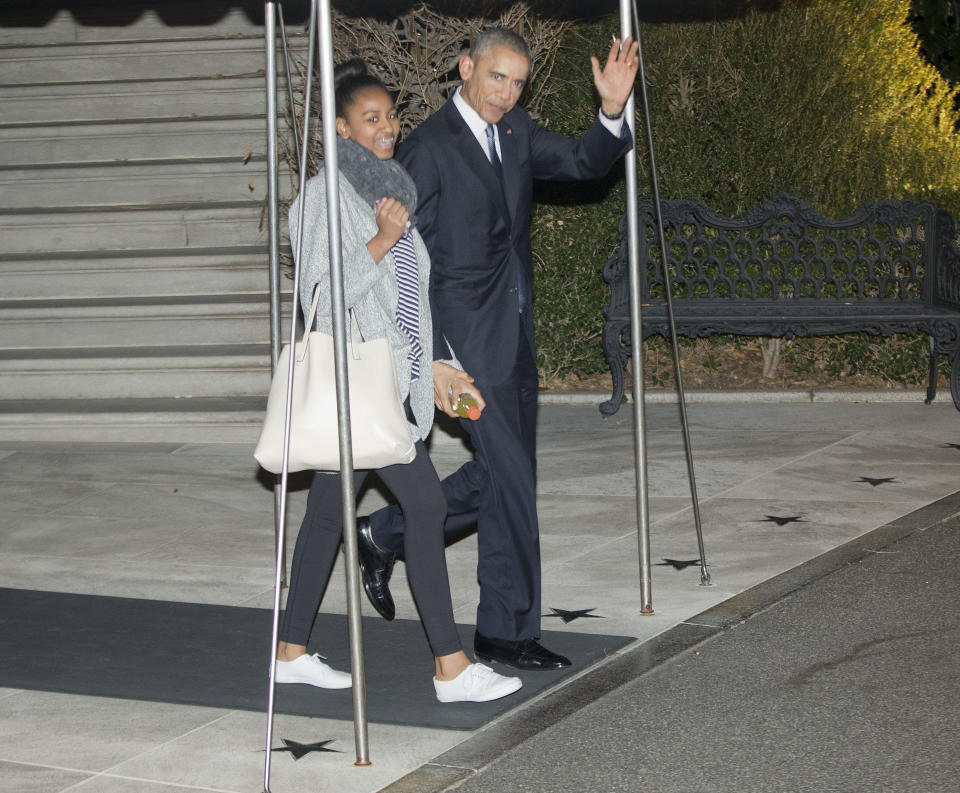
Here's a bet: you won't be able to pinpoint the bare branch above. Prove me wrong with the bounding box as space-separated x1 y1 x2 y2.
281 3 569 182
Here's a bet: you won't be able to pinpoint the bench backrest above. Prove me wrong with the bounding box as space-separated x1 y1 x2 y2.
606 194 959 309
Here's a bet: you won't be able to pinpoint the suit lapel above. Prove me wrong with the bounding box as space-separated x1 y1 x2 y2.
497 118 520 226
442 102 510 224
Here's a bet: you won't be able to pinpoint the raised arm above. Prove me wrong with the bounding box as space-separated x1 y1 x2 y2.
289 178 391 322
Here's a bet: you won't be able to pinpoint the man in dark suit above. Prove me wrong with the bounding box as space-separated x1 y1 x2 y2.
357 28 639 670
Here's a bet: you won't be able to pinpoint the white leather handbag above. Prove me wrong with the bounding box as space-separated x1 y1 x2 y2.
254 288 416 473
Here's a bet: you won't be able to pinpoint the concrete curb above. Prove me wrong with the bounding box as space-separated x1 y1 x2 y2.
539 387 950 406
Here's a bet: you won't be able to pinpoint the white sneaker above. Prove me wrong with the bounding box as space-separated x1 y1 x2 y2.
434 663 522 703
275 653 352 689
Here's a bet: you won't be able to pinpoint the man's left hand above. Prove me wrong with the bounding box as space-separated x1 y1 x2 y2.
590 35 640 118
433 361 480 418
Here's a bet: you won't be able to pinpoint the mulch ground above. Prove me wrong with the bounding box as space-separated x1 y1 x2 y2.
540 340 934 393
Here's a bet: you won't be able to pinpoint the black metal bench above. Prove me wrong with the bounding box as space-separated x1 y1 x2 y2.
600 194 960 415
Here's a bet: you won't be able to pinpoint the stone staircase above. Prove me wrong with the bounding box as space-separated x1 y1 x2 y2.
0 2 302 436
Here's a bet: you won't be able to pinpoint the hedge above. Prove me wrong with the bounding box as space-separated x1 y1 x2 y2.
530 0 960 386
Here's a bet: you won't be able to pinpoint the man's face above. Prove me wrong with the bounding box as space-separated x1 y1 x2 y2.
459 44 530 125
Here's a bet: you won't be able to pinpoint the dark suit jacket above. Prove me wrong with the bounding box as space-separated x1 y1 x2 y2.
397 98 631 385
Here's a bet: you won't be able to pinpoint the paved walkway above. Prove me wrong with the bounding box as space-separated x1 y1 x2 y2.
1 397 958 792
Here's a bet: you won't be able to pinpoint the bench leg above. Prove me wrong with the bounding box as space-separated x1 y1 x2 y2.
925 334 938 405
600 320 629 417
951 350 960 412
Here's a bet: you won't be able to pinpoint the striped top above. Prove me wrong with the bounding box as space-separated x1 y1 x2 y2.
391 229 422 381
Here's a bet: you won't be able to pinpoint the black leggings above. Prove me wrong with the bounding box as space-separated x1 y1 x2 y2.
279 440 462 658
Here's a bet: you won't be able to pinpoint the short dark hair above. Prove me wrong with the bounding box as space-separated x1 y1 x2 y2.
469 28 532 64
333 57 390 118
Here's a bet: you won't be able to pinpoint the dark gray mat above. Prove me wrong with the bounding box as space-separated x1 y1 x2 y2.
0 588 632 730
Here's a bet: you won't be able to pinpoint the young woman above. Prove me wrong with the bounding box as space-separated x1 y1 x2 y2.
275 59 521 704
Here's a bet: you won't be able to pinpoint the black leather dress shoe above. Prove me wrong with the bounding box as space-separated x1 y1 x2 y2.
356 517 396 621
474 632 572 671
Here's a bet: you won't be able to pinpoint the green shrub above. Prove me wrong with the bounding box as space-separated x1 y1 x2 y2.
531 0 960 384
911 0 960 86
782 334 934 387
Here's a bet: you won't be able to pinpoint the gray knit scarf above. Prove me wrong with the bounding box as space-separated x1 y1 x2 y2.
335 137 417 228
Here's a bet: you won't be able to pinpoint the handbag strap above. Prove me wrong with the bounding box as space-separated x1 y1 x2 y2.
295 287 323 363
298 285 364 362
348 309 363 360
304 285 322 334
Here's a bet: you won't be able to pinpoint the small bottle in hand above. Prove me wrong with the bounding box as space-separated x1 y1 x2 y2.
453 393 483 420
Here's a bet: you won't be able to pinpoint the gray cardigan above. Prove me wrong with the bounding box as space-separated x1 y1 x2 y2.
289 169 435 442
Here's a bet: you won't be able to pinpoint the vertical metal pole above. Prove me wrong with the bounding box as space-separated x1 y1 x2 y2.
631 0 711 587
620 0 653 615
317 0 371 765
265 1 287 592
266 7 282 372
262 1 316 789
277 3 301 170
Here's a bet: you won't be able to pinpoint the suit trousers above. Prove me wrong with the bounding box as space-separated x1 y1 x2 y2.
279 440 462 658
370 322 542 641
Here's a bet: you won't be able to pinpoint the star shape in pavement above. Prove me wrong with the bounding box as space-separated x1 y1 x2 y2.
657 558 702 570
543 607 604 623
759 515 807 526
855 476 899 487
270 739 339 760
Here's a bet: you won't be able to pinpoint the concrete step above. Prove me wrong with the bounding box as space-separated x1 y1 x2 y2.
0 205 270 256
0 252 284 299
0 296 293 349
0 1 301 406
0 345 272 399
0 396 269 444
0 38 280 85
0 77 267 125
0 117 271 166
0 160 271 210
0 2 303 46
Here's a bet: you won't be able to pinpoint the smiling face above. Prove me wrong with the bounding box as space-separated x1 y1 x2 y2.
335 86 400 160
459 44 530 124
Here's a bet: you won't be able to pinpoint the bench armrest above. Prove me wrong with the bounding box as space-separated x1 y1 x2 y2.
933 209 960 310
